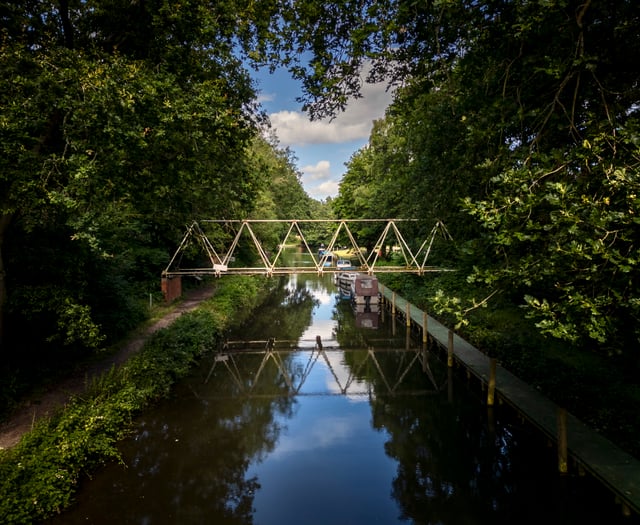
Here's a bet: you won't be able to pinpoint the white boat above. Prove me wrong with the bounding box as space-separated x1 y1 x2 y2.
336 259 355 270
319 251 334 267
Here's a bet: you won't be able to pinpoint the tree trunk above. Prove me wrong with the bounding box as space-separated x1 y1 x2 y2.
0 213 13 351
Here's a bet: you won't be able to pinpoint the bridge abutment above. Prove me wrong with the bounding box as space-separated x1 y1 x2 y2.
161 275 182 303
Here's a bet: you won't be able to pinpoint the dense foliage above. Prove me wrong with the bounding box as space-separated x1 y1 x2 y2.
0 2 325 415
255 0 639 360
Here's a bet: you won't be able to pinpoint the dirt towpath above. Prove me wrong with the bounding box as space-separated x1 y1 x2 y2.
0 286 215 450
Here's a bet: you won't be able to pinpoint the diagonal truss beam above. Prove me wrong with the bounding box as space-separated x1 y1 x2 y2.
163 219 455 277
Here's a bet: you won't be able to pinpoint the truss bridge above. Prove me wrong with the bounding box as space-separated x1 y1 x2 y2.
163 219 453 278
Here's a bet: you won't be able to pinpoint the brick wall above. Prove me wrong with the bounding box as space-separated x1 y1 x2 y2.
161 276 182 303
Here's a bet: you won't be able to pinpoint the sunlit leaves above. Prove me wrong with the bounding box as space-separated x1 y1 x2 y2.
50 299 106 350
312 0 640 355
466 132 640 350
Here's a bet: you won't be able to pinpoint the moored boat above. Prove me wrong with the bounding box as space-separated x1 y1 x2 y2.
350 274 379 306
336 271 358 299
336 259 355 270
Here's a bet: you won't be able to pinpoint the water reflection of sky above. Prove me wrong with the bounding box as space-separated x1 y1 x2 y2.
246 273 402 524
292 273 369 399
298 286 337 344
248 395 400 525
295 351 370 400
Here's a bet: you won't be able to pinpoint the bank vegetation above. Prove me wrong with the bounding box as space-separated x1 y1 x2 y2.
0 276 274 523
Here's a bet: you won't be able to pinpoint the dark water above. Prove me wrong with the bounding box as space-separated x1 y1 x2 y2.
47 272 636 525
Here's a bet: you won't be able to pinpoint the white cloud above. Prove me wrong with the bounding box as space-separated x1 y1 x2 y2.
298 160 340 200
256 92 275 104
256 63 395 200
269 77 394 147
270 111 370 145
307 180 340 201
301 160 331 181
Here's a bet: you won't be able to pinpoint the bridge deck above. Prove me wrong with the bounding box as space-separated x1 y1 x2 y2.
380 284 640 517
164 266 449 276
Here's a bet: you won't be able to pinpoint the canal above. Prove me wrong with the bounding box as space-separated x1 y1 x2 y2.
47 271 636 524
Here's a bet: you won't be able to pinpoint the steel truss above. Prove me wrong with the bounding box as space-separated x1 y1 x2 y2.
163 219 454 277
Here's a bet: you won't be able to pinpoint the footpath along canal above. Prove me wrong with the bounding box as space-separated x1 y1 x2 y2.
47 271 639 525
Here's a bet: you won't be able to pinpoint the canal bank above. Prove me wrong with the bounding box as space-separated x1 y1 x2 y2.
0 276 274 524
380 283 640 518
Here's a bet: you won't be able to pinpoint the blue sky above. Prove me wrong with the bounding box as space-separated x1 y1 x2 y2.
251 66 395 201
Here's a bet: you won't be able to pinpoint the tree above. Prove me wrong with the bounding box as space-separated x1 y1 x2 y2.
255 0 640 354
0 1 267 355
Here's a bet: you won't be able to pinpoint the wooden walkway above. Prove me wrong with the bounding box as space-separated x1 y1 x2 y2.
379 284 640 517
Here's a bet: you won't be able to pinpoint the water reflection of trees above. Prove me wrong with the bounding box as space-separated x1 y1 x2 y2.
366 352 554 524
112 278 320 524
334 292 534 522
52 278 319 524
71 355 299 525
333 299 372 348
232 275 318 341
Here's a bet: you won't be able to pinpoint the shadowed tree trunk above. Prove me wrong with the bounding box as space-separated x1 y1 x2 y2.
0 213 12 350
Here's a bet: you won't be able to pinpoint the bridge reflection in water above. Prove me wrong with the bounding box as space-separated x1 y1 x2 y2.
204 339 448 400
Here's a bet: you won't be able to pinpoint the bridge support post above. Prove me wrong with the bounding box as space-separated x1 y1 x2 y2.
487 358 497 406
447 330 454 367
161 275 182 303
557 408 568 474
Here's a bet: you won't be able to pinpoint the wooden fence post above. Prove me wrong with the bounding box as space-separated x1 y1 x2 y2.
487 358 497 406
422 311 428 346
557 408 568 474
